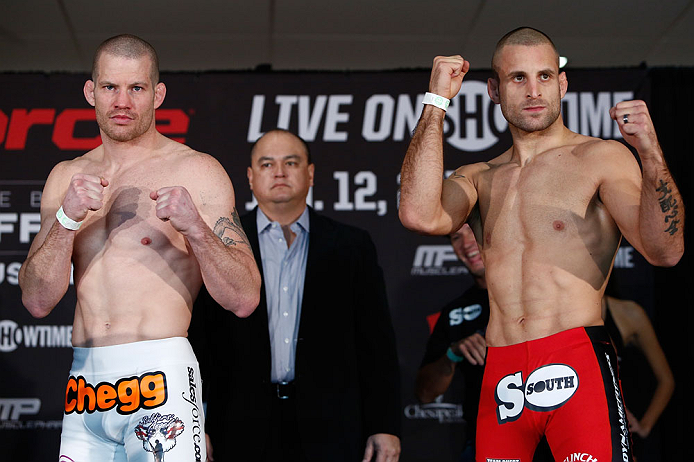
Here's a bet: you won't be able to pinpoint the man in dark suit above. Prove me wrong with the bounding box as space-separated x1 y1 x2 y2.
192 129 401 462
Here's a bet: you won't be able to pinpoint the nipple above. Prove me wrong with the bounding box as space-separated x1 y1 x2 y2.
141 237 152 245
552 220 565 231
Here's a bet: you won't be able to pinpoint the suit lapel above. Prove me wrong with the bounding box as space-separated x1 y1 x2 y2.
298 208 336 337
241 208 272 375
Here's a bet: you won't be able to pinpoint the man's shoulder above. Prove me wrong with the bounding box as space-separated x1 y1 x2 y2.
566 133 631 159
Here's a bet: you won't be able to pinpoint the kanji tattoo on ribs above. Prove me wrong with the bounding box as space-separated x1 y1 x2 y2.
655 179 680 236
214 207 252 247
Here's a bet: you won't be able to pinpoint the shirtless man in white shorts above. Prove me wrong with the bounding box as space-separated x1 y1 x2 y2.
399 27 684 462
19 34 261 462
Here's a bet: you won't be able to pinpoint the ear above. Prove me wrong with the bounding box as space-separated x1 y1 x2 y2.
559 71 568 99
154 82 167 109
83 80 95 107
487 78 500 104
307 163 315 187
247 166 254 190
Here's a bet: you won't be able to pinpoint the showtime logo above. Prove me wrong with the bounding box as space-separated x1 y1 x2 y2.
0 319 72 352
0 108 190 151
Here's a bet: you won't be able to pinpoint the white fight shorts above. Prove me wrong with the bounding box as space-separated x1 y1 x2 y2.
59 337 206 462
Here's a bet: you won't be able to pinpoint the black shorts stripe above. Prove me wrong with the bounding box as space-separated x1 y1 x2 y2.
585 326 634 462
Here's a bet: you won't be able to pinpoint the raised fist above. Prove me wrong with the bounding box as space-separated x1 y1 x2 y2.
610 100 661 156
429 55 470 100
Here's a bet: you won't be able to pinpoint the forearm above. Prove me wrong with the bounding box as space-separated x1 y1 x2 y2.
399 105 449 234
19 222 75 317
185 225 260 317
415 356 455 403
638 150 685 266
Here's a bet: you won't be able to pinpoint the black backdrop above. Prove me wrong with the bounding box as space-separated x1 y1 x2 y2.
0 67 690 461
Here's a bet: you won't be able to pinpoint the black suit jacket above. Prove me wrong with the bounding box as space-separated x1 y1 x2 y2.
191 207 400 462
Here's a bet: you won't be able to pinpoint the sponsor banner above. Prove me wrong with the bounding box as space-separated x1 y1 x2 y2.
404 400 465 424
0 69 654 462
0 319 73 352
0 398 62 430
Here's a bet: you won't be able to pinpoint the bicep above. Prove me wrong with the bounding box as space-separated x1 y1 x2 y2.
440 170 478 233
598 145 646 252
191 158 253 252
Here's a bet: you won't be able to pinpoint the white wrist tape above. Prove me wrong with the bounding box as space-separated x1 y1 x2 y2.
422 92 451 111
56 206 83 230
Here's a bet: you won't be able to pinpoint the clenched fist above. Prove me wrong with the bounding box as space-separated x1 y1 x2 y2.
609 100 662 157
429 55 470 100
150 186 204 235
62 173 109 222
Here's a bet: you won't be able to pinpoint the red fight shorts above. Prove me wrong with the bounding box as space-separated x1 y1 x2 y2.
476 326 633 462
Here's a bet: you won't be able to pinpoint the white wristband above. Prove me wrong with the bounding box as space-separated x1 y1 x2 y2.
56 206 83 230
422 92 451 111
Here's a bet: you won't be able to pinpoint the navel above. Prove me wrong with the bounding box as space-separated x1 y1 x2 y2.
552 220 565 231
141 237 152 245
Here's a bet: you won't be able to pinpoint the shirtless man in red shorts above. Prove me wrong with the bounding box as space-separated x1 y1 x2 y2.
399 27 684 462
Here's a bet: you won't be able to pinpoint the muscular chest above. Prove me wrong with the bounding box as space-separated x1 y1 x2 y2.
478 152 601 245
74 171 187 258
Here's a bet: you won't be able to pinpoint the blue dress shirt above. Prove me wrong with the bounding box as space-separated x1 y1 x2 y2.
256 207 310 383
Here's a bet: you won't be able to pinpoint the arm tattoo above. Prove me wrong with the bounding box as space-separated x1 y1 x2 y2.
449 173 466 180
655 179 681 235
213 207 252 248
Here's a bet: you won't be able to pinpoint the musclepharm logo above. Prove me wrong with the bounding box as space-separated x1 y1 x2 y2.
0 398 40 420
0 398 61 430
411 245 467 276
0 319 73 352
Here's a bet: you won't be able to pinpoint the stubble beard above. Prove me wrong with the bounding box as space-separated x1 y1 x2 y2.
502 100 561 133
96 106 154 143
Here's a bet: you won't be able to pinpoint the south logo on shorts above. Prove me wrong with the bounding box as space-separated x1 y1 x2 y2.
495 363 579 424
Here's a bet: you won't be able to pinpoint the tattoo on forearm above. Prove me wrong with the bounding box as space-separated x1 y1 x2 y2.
655 179 680 235
213 207 252 248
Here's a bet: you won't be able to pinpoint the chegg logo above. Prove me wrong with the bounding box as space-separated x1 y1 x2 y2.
64 371 167 415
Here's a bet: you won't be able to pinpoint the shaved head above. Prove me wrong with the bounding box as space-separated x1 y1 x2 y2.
491 27 559 80
92 34 159 85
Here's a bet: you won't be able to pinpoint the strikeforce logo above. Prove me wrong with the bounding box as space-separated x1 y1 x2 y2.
495 364 579 424
0 109 190 151
64 372 167 415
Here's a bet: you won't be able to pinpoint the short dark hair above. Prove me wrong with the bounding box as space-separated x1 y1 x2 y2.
491 27 559 81
250 129 313 164
92 34 159 85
